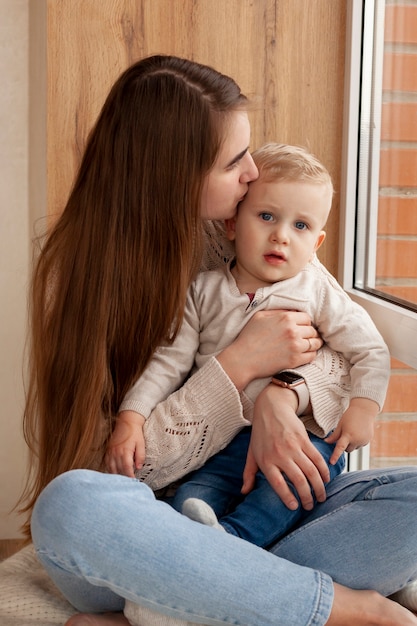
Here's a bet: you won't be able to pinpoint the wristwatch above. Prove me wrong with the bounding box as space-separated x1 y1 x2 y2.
271 371 310 416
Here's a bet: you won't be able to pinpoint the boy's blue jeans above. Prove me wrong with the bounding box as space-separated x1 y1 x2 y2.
171 427 345 547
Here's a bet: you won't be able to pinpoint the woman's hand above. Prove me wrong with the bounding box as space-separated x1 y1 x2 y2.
242 384 330 511
216 309 322 392
105 410 146 478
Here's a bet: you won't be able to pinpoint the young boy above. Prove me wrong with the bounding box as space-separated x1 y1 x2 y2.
109 143 390 547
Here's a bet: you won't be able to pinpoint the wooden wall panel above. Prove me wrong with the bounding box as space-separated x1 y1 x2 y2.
46 0 346 276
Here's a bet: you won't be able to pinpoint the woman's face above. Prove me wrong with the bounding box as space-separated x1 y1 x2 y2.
200 111 259 220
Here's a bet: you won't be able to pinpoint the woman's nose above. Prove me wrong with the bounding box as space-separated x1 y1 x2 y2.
240 153 259 183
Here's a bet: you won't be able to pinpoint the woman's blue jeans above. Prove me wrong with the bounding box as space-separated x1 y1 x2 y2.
31 465 417 626
171 428 345 547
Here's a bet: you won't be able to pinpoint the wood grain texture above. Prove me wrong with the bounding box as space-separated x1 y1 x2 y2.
46 0 345 276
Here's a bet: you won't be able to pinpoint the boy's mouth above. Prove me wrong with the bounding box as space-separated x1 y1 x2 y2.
264 251 287 264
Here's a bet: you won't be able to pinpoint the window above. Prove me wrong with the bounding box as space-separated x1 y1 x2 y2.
341 0 417 470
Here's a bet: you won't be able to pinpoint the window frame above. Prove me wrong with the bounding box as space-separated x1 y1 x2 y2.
339 0 417 372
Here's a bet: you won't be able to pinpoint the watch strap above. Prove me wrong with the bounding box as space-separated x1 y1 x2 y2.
271 375 310 416
292 379 310 416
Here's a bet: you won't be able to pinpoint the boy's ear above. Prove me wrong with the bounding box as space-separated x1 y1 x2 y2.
225 217 237 241
311 231 326 259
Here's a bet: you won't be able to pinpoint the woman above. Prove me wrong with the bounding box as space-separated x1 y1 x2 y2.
22 55 417 626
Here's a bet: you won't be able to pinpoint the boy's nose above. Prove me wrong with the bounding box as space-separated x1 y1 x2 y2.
271 225 289 244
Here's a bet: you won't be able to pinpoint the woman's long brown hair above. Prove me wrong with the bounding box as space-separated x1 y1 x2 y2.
20 55 247 536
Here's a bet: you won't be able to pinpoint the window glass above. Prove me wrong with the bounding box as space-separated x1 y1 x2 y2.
356 0 417 311
341 1 417 470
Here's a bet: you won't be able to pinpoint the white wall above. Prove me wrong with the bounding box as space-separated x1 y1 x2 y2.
0 0 30 538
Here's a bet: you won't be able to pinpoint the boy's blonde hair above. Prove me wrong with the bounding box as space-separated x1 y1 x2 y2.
252 143 333 192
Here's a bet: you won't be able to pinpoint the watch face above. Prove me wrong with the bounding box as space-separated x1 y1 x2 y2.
274 372 304 385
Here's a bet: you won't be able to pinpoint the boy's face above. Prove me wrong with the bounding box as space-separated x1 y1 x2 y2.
225 178 331 291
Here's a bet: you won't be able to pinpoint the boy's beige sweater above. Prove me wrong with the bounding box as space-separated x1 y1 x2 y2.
121 222 390 491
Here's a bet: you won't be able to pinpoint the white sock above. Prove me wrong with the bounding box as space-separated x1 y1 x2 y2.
124 601 198 626
181 498 225 531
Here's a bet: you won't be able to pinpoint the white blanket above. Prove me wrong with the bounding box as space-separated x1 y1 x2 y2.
0 544 75 625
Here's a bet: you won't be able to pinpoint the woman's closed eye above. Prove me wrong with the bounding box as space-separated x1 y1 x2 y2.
226 159 241 171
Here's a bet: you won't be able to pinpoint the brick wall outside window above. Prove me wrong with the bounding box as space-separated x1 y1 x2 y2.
369 2 417 468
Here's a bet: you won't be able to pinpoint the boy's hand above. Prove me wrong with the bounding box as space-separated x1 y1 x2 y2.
105 410 146 478
325 398 378 465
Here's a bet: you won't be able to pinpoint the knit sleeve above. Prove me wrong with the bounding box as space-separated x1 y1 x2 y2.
119 289 200 419
286 259 390 438
135 357 250 490
289 346 352 437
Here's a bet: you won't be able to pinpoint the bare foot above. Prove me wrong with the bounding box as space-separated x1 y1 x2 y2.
65 613 130 626
327 585 417 625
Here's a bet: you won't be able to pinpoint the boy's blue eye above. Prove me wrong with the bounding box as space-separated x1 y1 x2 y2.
260 212 273 222
295 221 308 230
